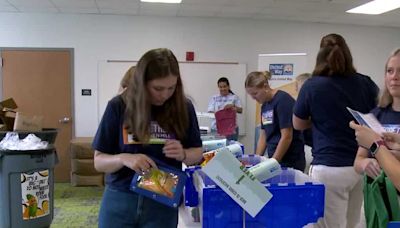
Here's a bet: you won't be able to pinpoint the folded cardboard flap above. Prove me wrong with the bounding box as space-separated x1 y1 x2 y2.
0 98 18 131
13 112 43 131
0 98 18 109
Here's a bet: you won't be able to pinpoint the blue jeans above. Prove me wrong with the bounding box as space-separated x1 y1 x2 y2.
98 187 178 228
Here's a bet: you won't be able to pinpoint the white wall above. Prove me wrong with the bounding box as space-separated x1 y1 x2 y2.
0 12 399 152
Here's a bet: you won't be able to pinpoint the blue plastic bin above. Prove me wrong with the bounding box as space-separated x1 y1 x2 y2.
202 187 243 228
201 171 324 228
245 183 324 227
388 222 400 228
184 154 325 228
184 166 201 207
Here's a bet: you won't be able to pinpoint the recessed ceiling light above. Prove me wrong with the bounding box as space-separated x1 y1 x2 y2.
140 0 182 3
346 0 400 15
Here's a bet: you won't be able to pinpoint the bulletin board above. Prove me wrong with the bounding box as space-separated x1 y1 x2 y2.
97 60 247 135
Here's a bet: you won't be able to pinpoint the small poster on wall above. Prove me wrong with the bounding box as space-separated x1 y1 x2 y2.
258 53 307 89
21 170 50 220
269 63 294 81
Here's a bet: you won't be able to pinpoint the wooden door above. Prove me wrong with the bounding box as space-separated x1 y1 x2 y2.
1 49 73 182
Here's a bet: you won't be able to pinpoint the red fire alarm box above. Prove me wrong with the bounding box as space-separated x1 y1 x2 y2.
186 51 194 61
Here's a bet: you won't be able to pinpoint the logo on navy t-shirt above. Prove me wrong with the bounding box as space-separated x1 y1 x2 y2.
262 110 273 125
383 124 400 134
123 121 176 144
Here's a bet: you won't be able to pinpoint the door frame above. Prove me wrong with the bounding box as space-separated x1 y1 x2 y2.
0 47 75 139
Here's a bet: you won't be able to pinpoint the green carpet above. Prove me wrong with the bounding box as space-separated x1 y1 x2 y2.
51 183 103 228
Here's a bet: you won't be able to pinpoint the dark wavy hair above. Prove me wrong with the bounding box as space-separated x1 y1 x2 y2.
217 77 234 94
123 48 189 142
312 33 357 77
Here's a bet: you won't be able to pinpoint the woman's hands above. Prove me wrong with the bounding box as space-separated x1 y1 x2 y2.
360 158 381 178
163 139 186 162
383 132 400 150
224 104 242 113
349 121 382 149
224 104 236 111
119 140 188 174
120 153 157 174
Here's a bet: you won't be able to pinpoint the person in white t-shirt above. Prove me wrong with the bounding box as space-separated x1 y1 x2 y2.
207 77 242 141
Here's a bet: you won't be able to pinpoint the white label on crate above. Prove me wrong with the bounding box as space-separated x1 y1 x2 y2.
21 170 50 220
202 150 273 217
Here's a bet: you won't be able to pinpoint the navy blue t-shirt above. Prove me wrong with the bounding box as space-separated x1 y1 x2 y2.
302 129 313 147
261 90 305 169
371 106 400 133
294 73 379 166
92 95 202 191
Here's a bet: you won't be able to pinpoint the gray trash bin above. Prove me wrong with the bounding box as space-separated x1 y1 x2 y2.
0 129 57 228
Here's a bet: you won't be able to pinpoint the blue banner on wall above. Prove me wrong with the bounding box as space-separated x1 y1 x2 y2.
269 64 294 76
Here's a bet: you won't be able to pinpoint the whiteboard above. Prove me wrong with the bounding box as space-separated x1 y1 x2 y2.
97 61 247 135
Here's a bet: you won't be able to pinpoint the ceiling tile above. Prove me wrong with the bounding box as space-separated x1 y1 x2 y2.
96 0 139 9
51 0 97 8
0 5 18 12
179 3 223 12
177 9 217 17
226 0 274 7
8 0 54 7
16 6 58 13
182 0 230 4
0 0 11 6
220 5 263 14
218 12 258 19
0 0 397 28
140 2 179 11
99 7 139 15
139 3 179 17
58 7 99 14
139 9 178 17
96 0 139 14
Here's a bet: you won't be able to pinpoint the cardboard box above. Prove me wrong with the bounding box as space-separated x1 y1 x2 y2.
70 137 94 159
13 112 43 131
70 173 104 187
71 159 100 175
70 137 104 186
0 98 17 131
